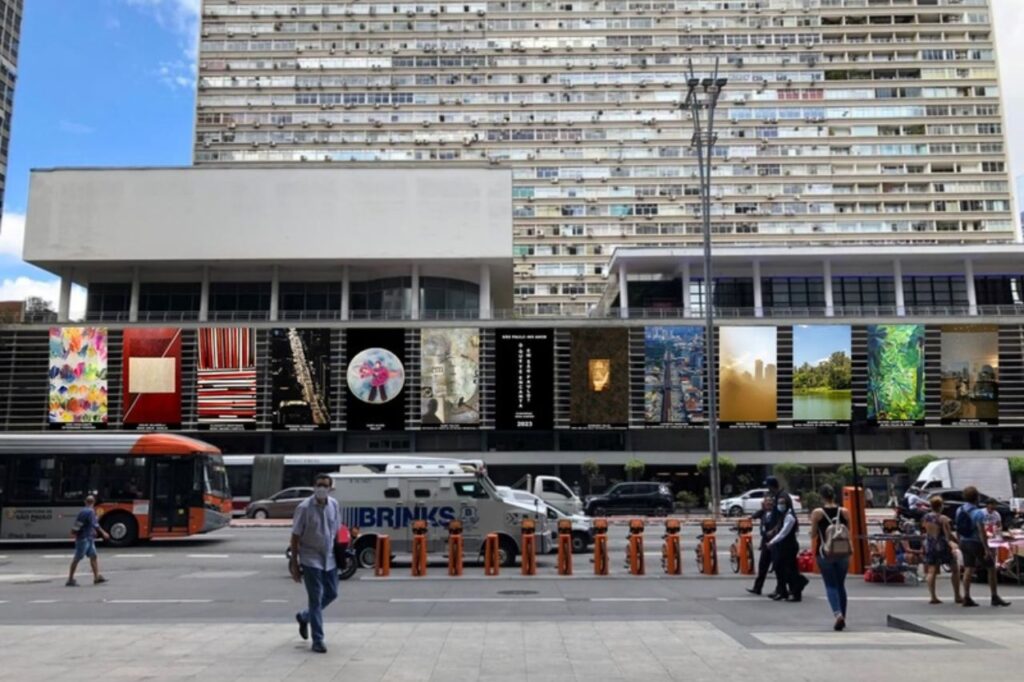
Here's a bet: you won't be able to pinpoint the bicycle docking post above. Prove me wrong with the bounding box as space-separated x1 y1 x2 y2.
484 533 500 576
700 518 718 575
557 519 573 576
521 518 537 576
663 518 682 576
447 520 464 577
628 518 645 576
592 518 609 576
411 519 429 577
882 518 899 567
736 518 754 575
374 534 391 577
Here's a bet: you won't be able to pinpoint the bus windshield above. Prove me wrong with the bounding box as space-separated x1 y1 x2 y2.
204 457 230 499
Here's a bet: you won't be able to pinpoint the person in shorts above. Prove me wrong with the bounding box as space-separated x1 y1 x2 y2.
956 486 1010 608
67 495 110 587
922 496 961 605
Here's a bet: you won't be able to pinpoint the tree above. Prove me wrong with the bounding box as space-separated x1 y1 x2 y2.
675 490 698 513
836 463 868 487
697 455 736 481
773 462 808 492
581 459 600 495
904 454 938 481
624 458 645 482
25 296 54 313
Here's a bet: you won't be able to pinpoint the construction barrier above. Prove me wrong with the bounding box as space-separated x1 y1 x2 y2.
483 533 501 576
592 518 609 576
521 518 537 576
374 534 391 577
843 486 869 575
734 518 754 576
698 518 718 575
628 518 645 576
557 518 573 576
411 519 428 577
447 520 464 577
663 518 682 576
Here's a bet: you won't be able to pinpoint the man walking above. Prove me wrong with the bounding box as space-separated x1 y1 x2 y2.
66 495 110 587
956 486 1010 608
747 496 775 596
290 473 342 653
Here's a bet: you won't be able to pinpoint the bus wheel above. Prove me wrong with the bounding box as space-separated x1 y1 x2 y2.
102 513 138 547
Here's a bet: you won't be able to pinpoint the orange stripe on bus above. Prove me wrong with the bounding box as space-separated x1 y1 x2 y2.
130 433 221 455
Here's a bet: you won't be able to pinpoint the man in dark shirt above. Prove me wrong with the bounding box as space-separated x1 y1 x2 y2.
747 496 775 595
67 495 110 587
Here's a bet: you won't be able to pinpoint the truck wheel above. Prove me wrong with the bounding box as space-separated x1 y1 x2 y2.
498 536 518 567
571 531 588 554
102 513 138 547
355 538 377 569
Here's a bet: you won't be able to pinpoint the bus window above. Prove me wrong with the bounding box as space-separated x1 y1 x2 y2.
102 457 147 501
226 466 252 499
10 457 56 503
204 459 230 498
57 458 96 503
0 463 6 497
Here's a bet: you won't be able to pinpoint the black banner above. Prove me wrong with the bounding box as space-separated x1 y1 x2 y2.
496 329 553 430
271 328 332 431
569 328 630 429
345 328 407 431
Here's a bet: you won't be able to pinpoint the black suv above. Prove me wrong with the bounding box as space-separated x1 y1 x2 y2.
584 482 674 517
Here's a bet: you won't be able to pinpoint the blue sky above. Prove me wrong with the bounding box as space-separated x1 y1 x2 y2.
0 0 199 312
794 325 851 367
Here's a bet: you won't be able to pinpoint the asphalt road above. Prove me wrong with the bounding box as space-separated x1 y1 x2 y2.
3 526 1022 636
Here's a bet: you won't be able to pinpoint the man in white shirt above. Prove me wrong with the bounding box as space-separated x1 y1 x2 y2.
290 474 342 653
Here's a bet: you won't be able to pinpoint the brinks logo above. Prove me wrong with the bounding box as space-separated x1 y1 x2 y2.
345 506 457 529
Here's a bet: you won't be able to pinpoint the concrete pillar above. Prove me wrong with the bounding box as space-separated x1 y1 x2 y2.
893 259 905 316
58 269 73 323
129 267 140 322
964 258 977 316
340 265 350 321
479 264 492 320
410 263 420 320
618 263 629 319
681 262 691 317
752 260 763 318
199 266 210 322
823 260 834 318
269 266 280 322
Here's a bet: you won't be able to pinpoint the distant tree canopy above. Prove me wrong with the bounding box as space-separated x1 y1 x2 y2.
25 296 54 314
793 351 852 392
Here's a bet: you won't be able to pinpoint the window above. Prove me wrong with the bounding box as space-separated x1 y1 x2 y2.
100 457 148 502
413 488 432 498
58 458 95 503
454 481 488 498
10 457 55 503
384 488 400 499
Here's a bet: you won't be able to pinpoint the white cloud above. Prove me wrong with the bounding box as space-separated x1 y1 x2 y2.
122 0 200 89
0 276 87 320
156 60 196 90
58 120 95 135
0 212 25 258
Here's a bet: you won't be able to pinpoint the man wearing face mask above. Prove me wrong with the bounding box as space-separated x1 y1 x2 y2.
766 488 808 602
290 473 342 653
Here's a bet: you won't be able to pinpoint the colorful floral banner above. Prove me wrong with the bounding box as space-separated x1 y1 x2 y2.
48 327 108 427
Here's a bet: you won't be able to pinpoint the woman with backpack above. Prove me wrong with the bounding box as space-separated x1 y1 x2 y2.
810 485 851 631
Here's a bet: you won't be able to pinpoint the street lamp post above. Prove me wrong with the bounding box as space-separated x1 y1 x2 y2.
684 59 727 519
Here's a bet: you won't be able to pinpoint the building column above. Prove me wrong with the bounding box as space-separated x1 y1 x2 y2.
57 269 73 323
681 261 691 318
964 258 977 316
340 265 350 321
618 263 629 319
893 259 905 316
479 264 492 320
199 266 210 322
128 267 140 322
269 265 280 322
410 264 420 320
752 260 763 318
823 260 834 318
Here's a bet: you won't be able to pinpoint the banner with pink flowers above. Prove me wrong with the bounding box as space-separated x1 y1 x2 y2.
48 327 108 428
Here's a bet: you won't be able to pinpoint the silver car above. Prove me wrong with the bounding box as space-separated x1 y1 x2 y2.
245 487 314 519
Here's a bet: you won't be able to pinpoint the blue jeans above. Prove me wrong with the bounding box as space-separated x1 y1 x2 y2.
73 537 97 562
299 566 339 645
816 555 849 618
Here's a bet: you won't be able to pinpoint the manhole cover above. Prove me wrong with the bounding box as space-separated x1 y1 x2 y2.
497 590 538 596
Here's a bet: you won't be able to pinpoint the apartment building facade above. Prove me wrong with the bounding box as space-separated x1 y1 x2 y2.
0 0 21 214
193 0 1016 317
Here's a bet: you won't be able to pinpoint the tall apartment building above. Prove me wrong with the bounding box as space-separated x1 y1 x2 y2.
194 0 1015 316
0 0 21 214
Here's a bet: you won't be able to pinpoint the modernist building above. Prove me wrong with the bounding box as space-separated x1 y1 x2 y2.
193 0 1017 317
0 0 21 214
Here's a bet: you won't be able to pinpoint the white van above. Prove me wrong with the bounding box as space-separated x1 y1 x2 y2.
332 463 551 568
496 486 592 553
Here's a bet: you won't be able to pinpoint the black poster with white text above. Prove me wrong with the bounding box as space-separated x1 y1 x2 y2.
496 329 554 430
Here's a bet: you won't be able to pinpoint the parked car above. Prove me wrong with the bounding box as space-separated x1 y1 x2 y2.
720 489 803 517
245 487 314 519
917 488 1015 530
584 482 674 517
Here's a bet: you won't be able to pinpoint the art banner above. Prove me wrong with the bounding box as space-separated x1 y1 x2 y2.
48 327 108 428
420 328 480 427
495 329 553 430
643 326 704 427
122 328 182 429
345 328 406 431
270 328 331 430
569 328 629 428
866 324 925 426
719 326 777 427
197 327 256 430
792 325 852 425
940 325 998 425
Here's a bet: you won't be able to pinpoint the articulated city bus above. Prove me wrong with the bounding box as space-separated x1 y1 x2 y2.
0 434 232 545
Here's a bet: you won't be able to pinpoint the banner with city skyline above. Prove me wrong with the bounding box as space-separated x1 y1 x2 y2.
719 326 777 426
940 325 998 425
270 328 331 431
643 326 704 427
867 324 925 426
792 325 852 425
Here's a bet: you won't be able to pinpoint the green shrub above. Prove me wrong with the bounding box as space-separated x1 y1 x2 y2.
675 490 699 512
904 454 938 480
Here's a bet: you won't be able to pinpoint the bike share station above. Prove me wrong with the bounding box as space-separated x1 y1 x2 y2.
361 487 877 581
